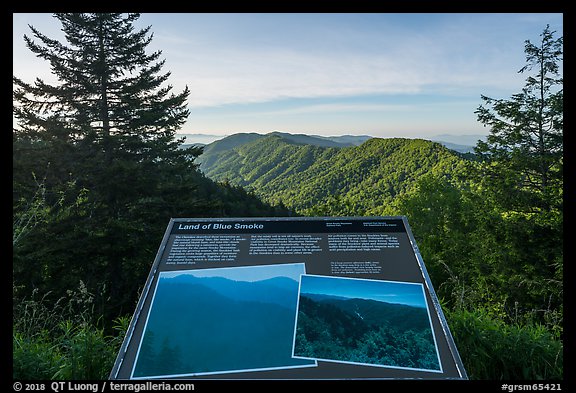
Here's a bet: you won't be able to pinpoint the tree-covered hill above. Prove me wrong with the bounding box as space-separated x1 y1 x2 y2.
197 134 469 216
294 295 440 371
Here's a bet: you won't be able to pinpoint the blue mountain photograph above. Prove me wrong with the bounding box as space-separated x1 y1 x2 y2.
294 275 441 372
132 263 315 378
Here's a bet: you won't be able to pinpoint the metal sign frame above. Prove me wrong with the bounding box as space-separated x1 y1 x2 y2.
110 216 467 380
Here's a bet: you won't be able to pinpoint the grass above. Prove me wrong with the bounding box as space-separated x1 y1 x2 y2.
13 283 129 380
445 308 563 380
13 283 562 380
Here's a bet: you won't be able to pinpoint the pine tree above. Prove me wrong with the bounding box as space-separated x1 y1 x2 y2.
470 25 563 328
474 24 563 214
13 13 197 199
12 13 208 321
13 13 190 149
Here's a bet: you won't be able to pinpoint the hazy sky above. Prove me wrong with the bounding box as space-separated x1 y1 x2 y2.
300 275 428 308
13 13 563 138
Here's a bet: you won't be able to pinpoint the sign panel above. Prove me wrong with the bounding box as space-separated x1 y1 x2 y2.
110 217 467 380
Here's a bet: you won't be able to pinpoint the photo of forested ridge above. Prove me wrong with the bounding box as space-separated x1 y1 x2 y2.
294 275 441 372
132 263 315 378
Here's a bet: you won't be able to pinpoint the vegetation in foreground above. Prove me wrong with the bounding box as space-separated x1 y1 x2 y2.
13 14 562 380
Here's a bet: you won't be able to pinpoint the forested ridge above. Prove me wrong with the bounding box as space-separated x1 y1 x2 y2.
198 134 468 215
12 14 563 381
295 295 440 371
197 129 563 343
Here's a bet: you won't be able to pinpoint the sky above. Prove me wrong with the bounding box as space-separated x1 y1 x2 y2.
12 12 563 139
300 275 428 308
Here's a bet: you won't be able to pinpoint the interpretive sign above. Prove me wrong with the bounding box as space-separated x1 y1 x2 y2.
109 217 467 380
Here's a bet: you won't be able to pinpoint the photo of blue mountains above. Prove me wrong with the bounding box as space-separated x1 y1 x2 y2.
132 263 315 378
294 275 441 372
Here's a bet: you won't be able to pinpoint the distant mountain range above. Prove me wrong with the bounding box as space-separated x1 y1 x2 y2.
193 132 470 215
162 273 300 309
133 272 312 378
176 132 485 153
428 134 486 153
300 293 430 331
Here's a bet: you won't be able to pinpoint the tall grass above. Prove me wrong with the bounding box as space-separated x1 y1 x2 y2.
13 283 129 380
13 283 562 380
446 308 563 380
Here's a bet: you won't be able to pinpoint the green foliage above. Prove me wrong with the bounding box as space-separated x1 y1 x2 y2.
12 17 562 381
455 26 563 335
295 296 440 371
389 26 563 339
199 135 467 216
13 284 129 380
394 170 562 335
12 13 290 325
446 308 563 380
474 24 563 215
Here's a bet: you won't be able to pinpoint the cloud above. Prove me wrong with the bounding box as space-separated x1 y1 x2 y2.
222 103 419 118
166 46 424 108
14 13 556 109
13 12 562 136
157 15 535 109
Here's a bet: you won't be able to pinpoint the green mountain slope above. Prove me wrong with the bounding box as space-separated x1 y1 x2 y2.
197 134 468 216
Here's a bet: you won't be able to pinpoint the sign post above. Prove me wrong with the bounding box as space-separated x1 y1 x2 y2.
110 216 467 380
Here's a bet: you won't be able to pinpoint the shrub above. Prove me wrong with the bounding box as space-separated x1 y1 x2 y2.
446 308 563 380
13 283 129 380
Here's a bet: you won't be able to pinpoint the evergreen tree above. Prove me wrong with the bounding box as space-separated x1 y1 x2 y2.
13 13 197 207
13 13 194 320
393 26 563 331
12 13 286 322
474 24 563 214
449 25 562 328
13 13 190 147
